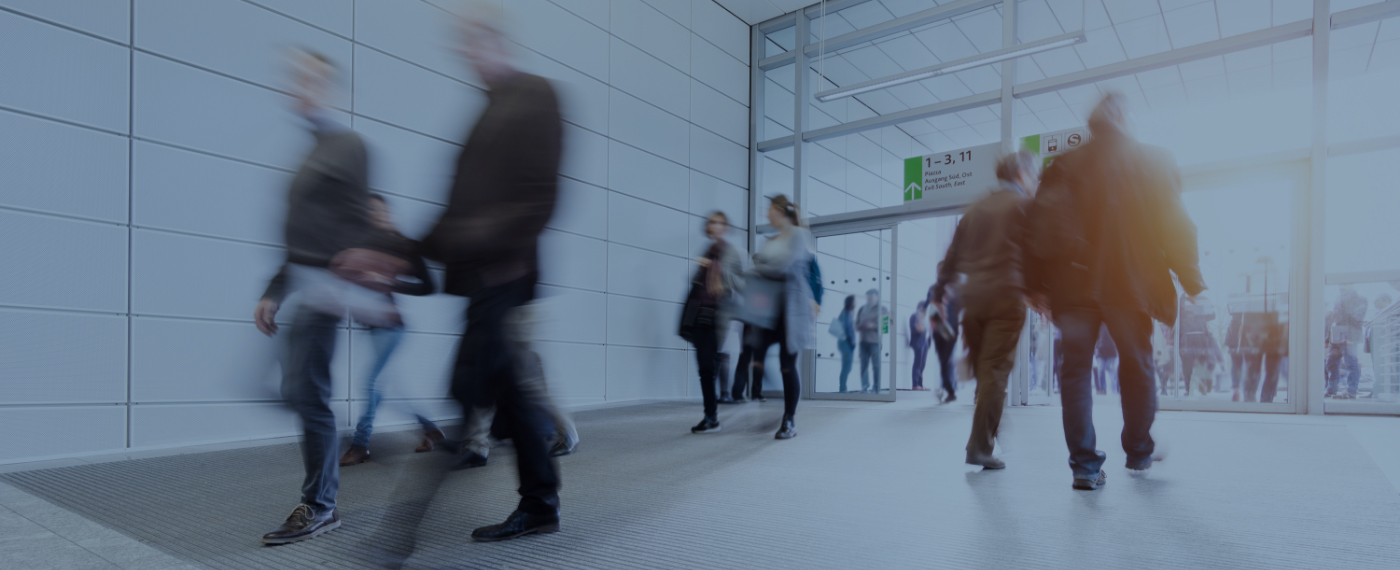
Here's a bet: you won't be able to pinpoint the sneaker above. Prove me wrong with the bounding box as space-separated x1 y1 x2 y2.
550 436 579 456
775 415 797 440
966 455 1006 470
691 417 721 434
1072 470 1107 491
1127 443 1169 474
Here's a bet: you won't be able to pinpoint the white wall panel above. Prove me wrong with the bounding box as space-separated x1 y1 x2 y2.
606 294 689 350
539 230 609 292
609 140 691 211
690 33 748 104
610 89 691 166
351 398 459 429
612 0 691 72
355 0 474 87
353 45 486 143
644 0 692 28
549 179 609 240
136 0 352 92
133 53 325 170
244 0 354 38
130 229 282 320
356 118 459 205
608 193 691 258
376 193 444 241
0 210 127 312
0 0 130 42
0 10 128 132
611 37 691 120
534 285 607 344
690 125 747 187
689 171 748 227
0 406 126 463
132 142 289 245
691 80 748 147
131 317 351 402
607 243 689 303
536 340 606 399
517 49 611 135
606 345 688 400
0 309 127 404
349 329 455 400
561 123 611 187
691 0 749 63
546 0 609 30
0 110 128 222
130 401 347 448
506 0 610 83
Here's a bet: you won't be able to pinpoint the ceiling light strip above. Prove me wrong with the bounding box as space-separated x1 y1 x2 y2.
814 31 1087 103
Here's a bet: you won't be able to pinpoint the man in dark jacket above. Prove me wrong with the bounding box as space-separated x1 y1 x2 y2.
420 12 564 542
934 150 1038 470
1027 93 1205 490
253 50 400 545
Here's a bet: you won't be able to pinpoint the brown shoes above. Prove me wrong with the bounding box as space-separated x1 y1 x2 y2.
261 504 340 544
415 428 446 453
339 445 370 467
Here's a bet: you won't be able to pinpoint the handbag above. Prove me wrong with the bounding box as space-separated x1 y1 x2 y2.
678 282 703 342
732 273 784 331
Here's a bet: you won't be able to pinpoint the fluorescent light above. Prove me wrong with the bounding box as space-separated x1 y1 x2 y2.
814 31 1087 103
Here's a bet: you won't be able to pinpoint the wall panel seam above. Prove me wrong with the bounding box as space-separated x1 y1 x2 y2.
0 5 131 47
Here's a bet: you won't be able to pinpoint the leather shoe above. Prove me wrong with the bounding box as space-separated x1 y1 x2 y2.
261 504 340 544
339 445 370 467
471 509 560 542
415 428 446 453
452 450 488 470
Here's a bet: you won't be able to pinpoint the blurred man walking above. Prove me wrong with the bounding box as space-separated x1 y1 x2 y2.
1027 94 1205 490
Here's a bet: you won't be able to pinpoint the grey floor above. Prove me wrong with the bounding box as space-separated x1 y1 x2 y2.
3 396 1400 569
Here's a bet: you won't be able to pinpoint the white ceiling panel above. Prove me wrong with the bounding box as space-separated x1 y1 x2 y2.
914 21 980 61
1075 26 1129 69
1273 57 1311 89
1228 66 1274 95
954 65 1002 93
1102 0 1162 25
1272 36 1312 63
841 44 906 77
1163 2 1221 48
1371 39 1400 71
1142 83 1190 110
897 118 939 136
853 89 907 114
955 8 1004 53
1030 46 1088 77
1159 0 1211 10
1021 92 1067 112
1178 55 1226 80
881 0 940 18
1056 83 1105 110
971 120 1001 141
1217 0 1272 38
878 33 940 70
913 132 956 152
1136 66 1183 89
1224 45 1272 74
810 13 858 41
1184 74 1230 102
925 111 969 131
919 74 974 100
711 0 783 25
1096 75 1143 95
957 106 998 125
1272 0 1313 24
886 82 939 107
1015 60 1048 82
1117 15 1173 59
1332 22 1380 51
1047 0 1112 31
832 0 893 29
1018 0 1067 42
1036 106 1081 131
1332 0 1389 12
1380 17 1400 41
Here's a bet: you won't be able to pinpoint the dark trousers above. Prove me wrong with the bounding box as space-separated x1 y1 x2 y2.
1180 351 1208 395
691 321 721 418
962 300 1025 460
730 326 761 400
281 305 342 513
749 327 801 417
1260 353 1284 403
1055 306 1157 477
934 333 956 396
859 342 882 392
911 338 930 389
451 277 559 515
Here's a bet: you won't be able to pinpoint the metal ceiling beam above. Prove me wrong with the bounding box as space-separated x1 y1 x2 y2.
758 0 1001 71
756 0 879 34
1331 0 1400 30
756 90 1001 152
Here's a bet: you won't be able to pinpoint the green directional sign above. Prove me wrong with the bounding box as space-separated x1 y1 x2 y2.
903 157 923 202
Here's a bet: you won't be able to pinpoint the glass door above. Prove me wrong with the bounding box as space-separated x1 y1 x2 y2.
806 225 895 402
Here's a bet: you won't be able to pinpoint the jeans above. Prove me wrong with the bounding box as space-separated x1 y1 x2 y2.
962 300 1025 460
837 339 855 392
749 325 801 417
460 301 577 458
859 342 882 392
934 334 956 396
450 276 560 515
1056 306 1157 478
281 305 342 513
350 326 439 448
691 320 721 418
1325 345 1361 396
911 337 930 389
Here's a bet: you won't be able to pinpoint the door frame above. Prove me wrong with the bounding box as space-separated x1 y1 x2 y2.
803 221 900 402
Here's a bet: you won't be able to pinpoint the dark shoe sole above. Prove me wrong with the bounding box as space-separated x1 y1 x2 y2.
261 520 342 545
471 523 560 542
338 457 369 467
691 426 722 434
775 430 796 440
1072 476 1107 491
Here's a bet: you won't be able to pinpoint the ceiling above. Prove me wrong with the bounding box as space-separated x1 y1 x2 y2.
711 0 815 25
750 0 1396 156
